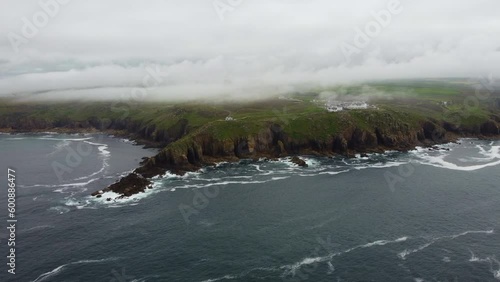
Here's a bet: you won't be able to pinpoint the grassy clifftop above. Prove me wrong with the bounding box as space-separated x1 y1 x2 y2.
1 79 499 196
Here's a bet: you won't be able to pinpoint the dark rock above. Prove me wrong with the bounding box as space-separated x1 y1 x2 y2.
291 156 308 167
100 173 151 197
480 121 499 136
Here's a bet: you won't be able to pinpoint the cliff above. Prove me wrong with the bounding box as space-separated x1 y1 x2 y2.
102 116 499 198
0 84 499 198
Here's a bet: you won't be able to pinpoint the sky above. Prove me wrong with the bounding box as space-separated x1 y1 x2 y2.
0 0 499 101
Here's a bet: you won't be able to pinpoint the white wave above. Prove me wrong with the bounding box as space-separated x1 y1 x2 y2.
31 258 119 282
468 252 500 280
64 198 90 209
48 206 70 214
72 165 107 181
201 274 238 282
222 175 254 179
469 251 491 263
398 242 433 260
282 236 408 276
353 161 408 170
84 140 111 157
55 177 101 189
327 261 335 274
25 179 98 190
120 138 136 144
412 141 500 171
451 229 494 239
89 185 162 207
398 230 494 260
251 164 263 172
173 177 288 190
47 139 71 156
417 155 500 171
303 157 321 167
49 138 111 183
21 225 55 233
37 137 93 142
157 170 204 180
318 169 351 175
258 171 276 176
215 161 229 167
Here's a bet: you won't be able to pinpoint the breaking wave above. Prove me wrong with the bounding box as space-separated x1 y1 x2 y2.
31 258 119 282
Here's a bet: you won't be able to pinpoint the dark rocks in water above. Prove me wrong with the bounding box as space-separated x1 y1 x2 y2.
106 198 112 201
96 194 102 198
291 156 308 167
97 173 152 198
360 153 369 158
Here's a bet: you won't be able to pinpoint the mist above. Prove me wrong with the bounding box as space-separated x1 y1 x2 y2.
1 0 500 101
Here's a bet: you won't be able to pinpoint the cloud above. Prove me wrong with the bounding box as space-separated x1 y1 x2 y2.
1 0 499 101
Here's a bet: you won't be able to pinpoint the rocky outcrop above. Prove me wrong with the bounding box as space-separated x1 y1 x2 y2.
92 117 500 199
91 173 152 198
291 156 308 167
480 120 499 135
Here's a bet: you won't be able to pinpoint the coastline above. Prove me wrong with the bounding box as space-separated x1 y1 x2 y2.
0 124 500 199
0 128 165 149
92 130 499 200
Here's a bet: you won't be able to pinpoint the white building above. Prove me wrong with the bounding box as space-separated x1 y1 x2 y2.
325 101 370 112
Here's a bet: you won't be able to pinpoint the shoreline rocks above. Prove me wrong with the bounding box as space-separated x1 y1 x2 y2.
291 156 308 167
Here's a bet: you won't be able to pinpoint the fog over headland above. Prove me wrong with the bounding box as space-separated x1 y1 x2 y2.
0 0 499 101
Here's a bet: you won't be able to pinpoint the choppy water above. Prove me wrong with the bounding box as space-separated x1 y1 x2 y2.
0 133 499 282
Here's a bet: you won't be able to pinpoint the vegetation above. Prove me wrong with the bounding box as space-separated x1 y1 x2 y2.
0 79 498 145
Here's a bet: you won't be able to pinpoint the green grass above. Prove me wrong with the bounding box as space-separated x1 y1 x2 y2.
1 79 498 144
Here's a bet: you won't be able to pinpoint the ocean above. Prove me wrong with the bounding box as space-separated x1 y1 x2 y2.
0 133 499 282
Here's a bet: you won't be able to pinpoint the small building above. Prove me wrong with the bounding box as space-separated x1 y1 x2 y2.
325 100 370 112
225 116 235 121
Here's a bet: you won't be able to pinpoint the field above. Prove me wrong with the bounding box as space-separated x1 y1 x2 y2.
0 79 499 144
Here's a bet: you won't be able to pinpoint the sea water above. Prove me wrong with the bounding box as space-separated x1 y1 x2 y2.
0 134 499 281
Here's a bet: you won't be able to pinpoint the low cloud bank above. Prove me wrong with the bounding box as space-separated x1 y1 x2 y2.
1 0 499 101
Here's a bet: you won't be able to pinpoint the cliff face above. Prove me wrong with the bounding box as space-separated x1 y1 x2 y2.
131 118 498 183
0 116 190 148
1 109 499 198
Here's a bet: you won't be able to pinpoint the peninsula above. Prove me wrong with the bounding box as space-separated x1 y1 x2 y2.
1 79 499 198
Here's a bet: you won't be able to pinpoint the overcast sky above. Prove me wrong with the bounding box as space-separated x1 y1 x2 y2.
1 0 499 101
